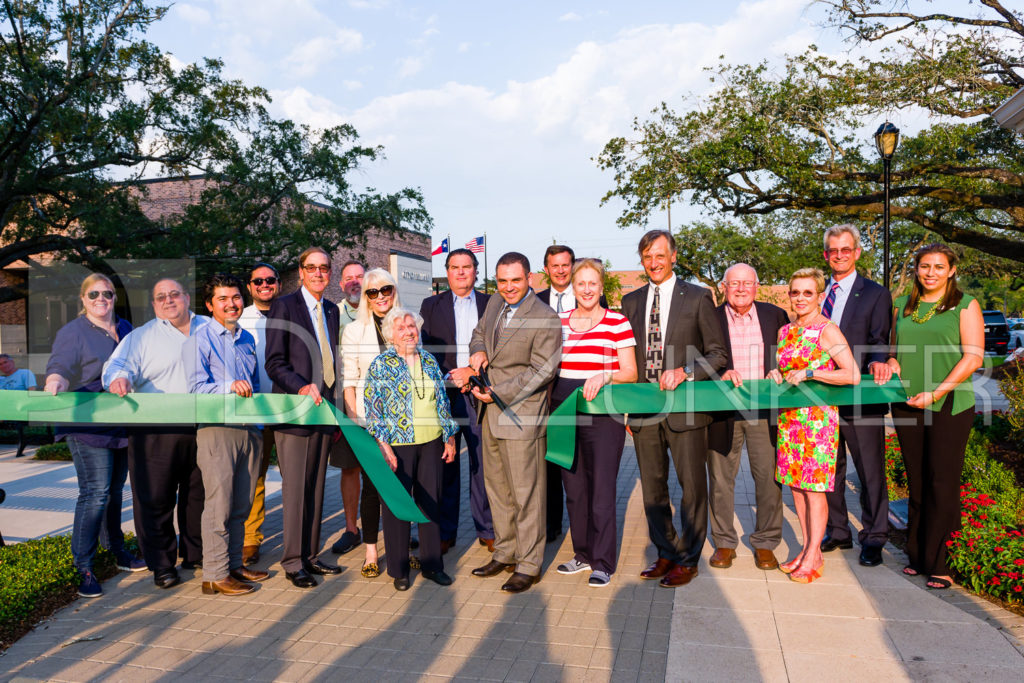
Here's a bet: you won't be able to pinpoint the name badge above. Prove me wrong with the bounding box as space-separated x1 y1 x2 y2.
804 329 822 341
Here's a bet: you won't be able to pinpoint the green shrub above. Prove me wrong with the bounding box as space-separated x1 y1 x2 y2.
997 361 1024 444
884 431 907 500
33 443 71 461
962 431 1024 524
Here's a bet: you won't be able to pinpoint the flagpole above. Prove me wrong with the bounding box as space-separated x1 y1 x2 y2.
484 232 489 293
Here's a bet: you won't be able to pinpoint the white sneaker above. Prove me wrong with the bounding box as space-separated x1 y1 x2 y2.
588 570 611 587
556 558 591 574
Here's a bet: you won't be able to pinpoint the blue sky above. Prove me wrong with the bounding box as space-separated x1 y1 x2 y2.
149 0 839 275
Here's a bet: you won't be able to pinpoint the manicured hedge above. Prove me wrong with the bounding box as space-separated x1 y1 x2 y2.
33 442 71 461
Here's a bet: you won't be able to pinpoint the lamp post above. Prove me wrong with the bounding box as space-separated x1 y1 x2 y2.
874 121 900 289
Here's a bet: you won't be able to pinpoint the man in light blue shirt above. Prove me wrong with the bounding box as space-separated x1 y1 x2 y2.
182 273 267 596
102 277 210 590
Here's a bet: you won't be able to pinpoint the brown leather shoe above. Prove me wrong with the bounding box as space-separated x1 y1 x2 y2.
659 565 698 588
754 548 779 570
202 576 256 596
501 572 539 593
640 558 675 580
472 559 515 577
709 547 737 569
242 545 259 566
478 537 495 552
230 566 270 583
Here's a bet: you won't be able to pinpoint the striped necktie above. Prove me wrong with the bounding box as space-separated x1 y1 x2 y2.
493 303 511 347
314 301 335 388
822 282 840 319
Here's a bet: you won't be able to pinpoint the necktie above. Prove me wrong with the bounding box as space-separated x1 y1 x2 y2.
556 292 564 314
493 303 511 347
822 282 840 319
645 286 663 383
314 302 335 388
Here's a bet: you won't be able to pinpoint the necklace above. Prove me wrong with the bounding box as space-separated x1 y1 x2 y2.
911 299 939 324
410 356 428 400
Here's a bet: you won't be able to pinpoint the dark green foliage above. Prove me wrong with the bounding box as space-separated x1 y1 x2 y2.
33 443 71 461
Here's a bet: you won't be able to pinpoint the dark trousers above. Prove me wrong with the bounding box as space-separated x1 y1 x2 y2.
547 461 565 538
275 430 331 573
127 427 204 571
892 399 973 576
382 438 444 579
440 393 494 541
825 416 889 546
632 421 708 567
361 471 382 544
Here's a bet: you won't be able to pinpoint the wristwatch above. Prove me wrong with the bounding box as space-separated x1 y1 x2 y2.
805 368 814 380
683 365 695 382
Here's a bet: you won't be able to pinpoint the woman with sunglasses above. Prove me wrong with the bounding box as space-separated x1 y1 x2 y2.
341 268 402 579
44 273 145 598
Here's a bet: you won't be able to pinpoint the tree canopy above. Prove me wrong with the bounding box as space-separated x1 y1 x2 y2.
597 0 1024 281
0 0 430 302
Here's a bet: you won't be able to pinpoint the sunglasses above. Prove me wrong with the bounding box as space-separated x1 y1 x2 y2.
154 290 183 303
250 277 278 286
302 264 331 274
365 285 395 300
87 290 115 300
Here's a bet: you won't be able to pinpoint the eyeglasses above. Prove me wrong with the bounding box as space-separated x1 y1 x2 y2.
825 247 855 257
788 289 818 298
250 277 278 286
724 280 757 289
365 285 395 300
302 264 331 274
87 290 115 300
154 291 183 303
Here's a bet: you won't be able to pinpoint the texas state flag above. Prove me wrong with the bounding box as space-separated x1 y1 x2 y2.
431 238 449 256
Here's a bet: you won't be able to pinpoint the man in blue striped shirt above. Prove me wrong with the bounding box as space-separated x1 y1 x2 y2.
182 273 268 596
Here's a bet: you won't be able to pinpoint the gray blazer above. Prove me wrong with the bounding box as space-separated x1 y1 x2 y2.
469 290 561 440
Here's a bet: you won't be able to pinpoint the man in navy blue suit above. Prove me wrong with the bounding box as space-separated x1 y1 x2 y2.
420 248 494 553
818 224 893 567
265 247 343 588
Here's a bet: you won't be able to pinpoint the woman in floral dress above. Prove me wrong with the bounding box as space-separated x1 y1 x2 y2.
768 268 860 584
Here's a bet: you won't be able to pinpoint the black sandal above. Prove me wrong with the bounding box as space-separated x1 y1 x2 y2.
902 565 919 576
926 576 952 589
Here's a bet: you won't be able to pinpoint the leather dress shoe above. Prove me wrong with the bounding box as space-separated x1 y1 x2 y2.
285 569 317 589
202 576 255 596
153 567 180 589
180 560 200 570
478 537 495 552
501 572 538 593
640 558 675 580
660 565 698 588
440 538 456 554
754 549 779 570
230 566 269 583
422 569 454 586
242 545 260 566
859 544 883 567
820 535 853 552
304 559 342 575
331 529 361 555
472 559 515 577
709 547 737 569
394 576 410 591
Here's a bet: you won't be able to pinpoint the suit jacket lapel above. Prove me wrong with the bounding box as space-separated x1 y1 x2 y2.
755 302 776 372
716 305 734 370
629 290 648 361
664 280 687 342
491 293 531 360
837 275 864 330
440 290 457 343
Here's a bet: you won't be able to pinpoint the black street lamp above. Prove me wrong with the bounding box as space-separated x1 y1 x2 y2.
874 121 900 289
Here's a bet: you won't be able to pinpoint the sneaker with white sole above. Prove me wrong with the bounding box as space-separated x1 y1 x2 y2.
588 570 611 587
556 558 591 574
78 570 102 598
115 550 147 572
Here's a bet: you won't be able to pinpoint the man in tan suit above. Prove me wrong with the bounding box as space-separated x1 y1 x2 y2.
464 252 561 593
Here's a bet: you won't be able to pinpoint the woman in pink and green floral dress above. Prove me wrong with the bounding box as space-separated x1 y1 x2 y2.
768 268 860 584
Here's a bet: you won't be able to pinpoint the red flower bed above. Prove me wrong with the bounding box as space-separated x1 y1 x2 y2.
946 483 1024 603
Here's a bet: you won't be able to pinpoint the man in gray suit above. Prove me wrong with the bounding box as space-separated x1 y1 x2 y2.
466 252 561 593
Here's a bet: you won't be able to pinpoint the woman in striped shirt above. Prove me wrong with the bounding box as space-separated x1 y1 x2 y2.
552 258 637 587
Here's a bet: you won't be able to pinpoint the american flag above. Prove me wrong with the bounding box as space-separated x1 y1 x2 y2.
465 236 485 253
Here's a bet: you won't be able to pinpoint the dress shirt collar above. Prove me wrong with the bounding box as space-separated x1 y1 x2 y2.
829 271 857 294
206 318 243 339
725 302 755 322
300 285 325 311
649 273 677 294
157 312 201 334
453 289 476 305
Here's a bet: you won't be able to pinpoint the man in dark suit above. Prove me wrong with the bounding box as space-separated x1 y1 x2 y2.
621 230 728 588
706 263 789 572
819 224 893 567
419 248 494 553
467 252 561 594
265 246 343 588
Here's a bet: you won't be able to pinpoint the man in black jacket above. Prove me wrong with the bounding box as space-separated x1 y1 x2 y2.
706 264 789 572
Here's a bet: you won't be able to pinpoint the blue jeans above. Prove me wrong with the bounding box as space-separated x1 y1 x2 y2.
69 438 128 571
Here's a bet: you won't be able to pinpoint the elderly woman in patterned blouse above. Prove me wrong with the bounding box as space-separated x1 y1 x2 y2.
364 307 458 591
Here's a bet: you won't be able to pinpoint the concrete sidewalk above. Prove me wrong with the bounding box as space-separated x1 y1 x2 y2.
2 439 1023 681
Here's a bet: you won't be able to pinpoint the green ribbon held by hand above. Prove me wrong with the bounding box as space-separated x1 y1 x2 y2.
545 377 908 469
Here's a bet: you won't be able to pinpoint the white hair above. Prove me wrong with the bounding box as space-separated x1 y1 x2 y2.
381 307 423 345
823 223 861 250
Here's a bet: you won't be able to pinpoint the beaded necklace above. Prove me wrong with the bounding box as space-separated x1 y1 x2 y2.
911 298 940 324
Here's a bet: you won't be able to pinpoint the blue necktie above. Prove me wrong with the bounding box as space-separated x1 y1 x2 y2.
822 282 840 319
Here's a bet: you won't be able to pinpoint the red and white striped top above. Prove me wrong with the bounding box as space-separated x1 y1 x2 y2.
558 310 636 380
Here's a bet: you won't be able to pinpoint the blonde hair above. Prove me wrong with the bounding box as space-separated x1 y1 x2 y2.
78 273 115 315
789 267 826 293
355 268 401 324
571 257 604 283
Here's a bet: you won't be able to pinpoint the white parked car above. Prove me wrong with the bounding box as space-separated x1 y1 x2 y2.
1010 321 1024 351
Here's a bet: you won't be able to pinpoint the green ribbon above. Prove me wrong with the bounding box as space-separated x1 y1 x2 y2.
0 391 428 523
545 377 909 469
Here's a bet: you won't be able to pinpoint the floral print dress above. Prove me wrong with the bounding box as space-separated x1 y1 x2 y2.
775 320 839 492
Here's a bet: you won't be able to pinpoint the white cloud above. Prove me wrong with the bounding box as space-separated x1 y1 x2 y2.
174 3 211 25
397 56 425 78
271 87 348 130
284 28 365 78
559 12 583 22
457 42 471 53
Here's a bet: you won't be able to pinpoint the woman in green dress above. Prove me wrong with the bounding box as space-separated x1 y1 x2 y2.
872 243 984 590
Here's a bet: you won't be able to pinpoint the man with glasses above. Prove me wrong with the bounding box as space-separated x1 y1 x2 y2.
706 264 789 571
103 278 210 589
237 263 281 566
265 247 342 588
819 224 892 567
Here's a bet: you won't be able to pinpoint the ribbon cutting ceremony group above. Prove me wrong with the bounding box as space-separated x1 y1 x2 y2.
2 223 981 601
